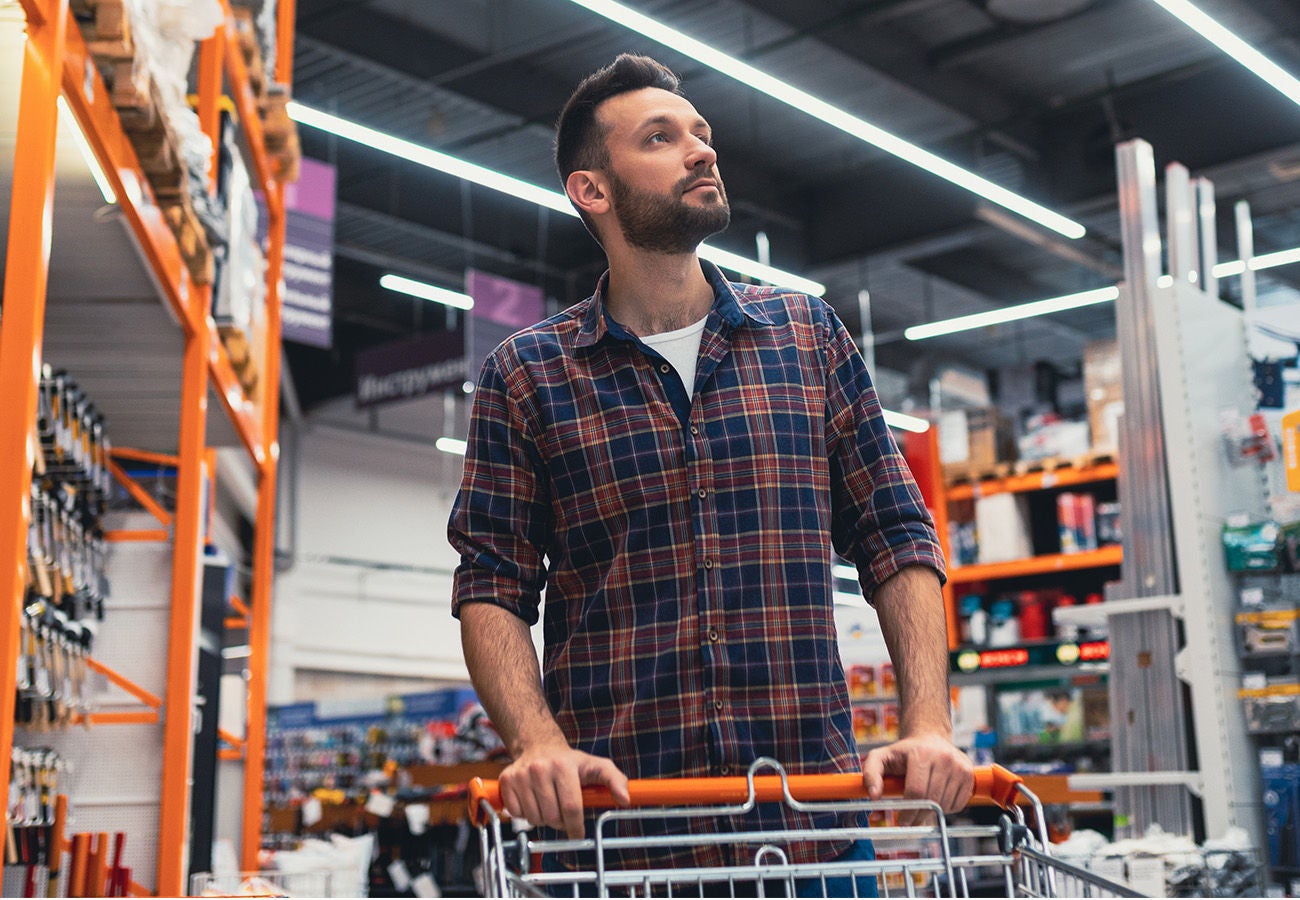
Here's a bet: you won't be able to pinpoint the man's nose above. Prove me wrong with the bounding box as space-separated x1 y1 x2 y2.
686 137 717 170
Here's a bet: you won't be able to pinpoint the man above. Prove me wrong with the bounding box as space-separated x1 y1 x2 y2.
449 53 972 883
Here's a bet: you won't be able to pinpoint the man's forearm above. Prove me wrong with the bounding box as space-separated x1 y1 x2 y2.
873 566 952 738
459 602 566 756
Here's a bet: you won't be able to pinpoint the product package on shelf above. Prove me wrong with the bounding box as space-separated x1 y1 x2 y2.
1083 339 1123 454
974 492 1032 563
938 406 1017 483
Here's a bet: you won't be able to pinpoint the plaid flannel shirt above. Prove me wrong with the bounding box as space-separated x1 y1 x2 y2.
449 261 945 869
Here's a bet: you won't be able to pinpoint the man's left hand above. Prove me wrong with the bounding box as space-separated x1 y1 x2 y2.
861 732 974 821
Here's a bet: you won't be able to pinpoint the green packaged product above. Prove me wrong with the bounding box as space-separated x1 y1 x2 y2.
1223 519 1285 573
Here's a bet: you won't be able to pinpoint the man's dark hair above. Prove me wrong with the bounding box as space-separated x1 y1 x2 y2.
554 54 683 238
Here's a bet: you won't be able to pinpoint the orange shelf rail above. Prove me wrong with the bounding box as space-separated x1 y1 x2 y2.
1 0 293 896
944 461 1120 502
948 544 1124 585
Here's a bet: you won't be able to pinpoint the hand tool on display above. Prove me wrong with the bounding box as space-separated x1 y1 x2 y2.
67 831 89 898
45 795 66 899
106 832 125 898
86 832 108 898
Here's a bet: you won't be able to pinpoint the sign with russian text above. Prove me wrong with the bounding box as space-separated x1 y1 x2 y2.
354 330 465 409
280 157 336 348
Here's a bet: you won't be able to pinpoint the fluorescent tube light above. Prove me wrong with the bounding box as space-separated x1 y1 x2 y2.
1214 246 1300 277
58 97 116 204
290 102 825 295
1147 0 1300 109
436 437 468 456
883 409 932 432
832 564 858 581
905 286 1120 340
561 0 1086 240
380 273 474 310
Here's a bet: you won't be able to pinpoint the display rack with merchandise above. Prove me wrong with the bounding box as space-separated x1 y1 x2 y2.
0 0 296 894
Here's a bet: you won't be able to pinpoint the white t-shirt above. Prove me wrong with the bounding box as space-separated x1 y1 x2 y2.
640 314 709 396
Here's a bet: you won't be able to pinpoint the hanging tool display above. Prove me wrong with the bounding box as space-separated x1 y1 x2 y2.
17 369 111 732
5 749 68 897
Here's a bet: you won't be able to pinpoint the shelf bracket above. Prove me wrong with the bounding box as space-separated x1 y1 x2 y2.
1069 770 1204 797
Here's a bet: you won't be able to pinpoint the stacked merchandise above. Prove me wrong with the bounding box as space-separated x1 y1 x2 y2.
261 690 505 898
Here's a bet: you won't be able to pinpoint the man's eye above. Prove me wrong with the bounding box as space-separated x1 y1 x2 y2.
647 132 669 144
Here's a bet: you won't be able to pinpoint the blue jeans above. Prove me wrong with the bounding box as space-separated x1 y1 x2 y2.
797 838 878 898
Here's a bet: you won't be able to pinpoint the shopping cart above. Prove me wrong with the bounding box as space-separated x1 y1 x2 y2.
468 758 1144 898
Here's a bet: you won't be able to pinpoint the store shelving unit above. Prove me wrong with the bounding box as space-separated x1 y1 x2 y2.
0 1 294 895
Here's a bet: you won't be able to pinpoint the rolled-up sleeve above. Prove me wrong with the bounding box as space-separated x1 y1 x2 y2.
822 309 946 602
448 350 550 625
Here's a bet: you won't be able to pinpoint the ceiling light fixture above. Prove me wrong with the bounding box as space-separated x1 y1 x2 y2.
882 409 932 433
560 0 1086 240
904 286 1120 340
436 437 468 456
1147 0 1300 109
58 97 116 205
289 102 825 295
380 273 474 309
905 244 1300 339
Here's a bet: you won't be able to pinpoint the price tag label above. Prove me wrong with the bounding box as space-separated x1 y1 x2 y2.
365 791 396 818
411 874 440 898
301 797 323 827
1243 672 1268 690
1241 587 1265 606
405 803 430 836
387 860 411 892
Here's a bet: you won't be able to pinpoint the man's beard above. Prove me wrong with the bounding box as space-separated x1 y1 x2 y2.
608 168 731 254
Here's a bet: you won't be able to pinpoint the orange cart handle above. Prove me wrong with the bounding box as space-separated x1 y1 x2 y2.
468 764 1022 826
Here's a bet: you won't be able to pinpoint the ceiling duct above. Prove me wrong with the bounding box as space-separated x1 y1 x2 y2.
980 0 1097 24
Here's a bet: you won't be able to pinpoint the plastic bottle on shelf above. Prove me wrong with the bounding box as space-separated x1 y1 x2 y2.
960 594 987 646
987 597 1020 647
1018 590 1049 641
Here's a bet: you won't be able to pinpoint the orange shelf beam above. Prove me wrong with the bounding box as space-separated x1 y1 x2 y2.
949 545 1123 585
106 457 174 527
86 657 164 710
945 461 1120 502
110 447 179 468
104 529 171 543
72 711 162 726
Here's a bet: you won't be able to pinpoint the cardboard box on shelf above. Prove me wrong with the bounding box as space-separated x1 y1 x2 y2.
1084 339 1123 452
940 406 1017 480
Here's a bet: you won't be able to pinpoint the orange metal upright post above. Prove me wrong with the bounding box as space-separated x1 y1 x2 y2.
240 0 294 867
155 287 211 896
0 0 68 823
241 180 285 872
901 428 959 649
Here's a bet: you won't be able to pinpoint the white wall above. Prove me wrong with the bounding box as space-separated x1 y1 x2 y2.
270 406 474 704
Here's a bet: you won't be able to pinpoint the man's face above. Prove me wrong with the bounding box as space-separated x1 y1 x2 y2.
595 87 730 253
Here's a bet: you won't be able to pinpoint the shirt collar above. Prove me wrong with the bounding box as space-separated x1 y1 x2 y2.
575 260 776 348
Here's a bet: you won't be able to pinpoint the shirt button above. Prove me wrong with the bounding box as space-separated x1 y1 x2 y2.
689 425 699 435
719 765 732 776
707 627 719 642
697 488 707 499
703 559 713 570
660 363 671 374
714 699 724 711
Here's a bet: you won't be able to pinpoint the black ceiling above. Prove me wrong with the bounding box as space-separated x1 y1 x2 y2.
281 0 1300 414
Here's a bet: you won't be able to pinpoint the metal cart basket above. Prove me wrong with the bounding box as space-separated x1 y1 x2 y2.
468 759 1144 898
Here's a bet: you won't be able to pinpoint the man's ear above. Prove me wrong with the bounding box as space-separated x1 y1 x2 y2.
566 170 610 219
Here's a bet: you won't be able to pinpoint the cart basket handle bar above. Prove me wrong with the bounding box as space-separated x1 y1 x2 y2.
468 764 1022 827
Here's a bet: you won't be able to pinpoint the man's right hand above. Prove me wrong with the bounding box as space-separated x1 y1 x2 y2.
498 739 630 839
